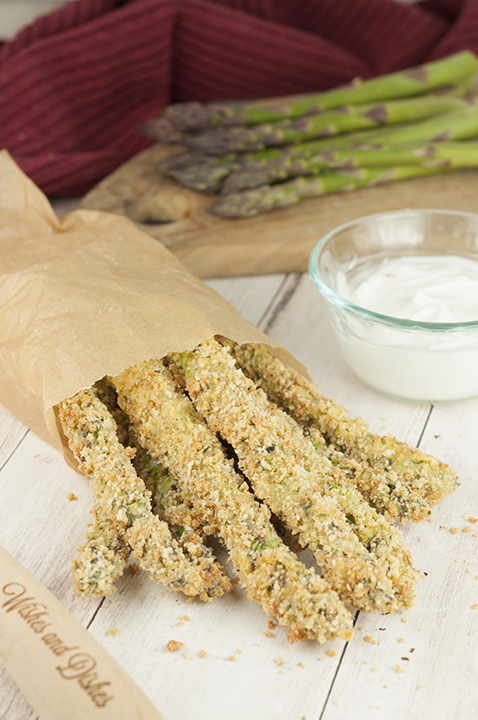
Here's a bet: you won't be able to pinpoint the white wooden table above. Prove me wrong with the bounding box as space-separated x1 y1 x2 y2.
1 199 478 720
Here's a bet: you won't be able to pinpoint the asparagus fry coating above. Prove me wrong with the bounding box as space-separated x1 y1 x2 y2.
186 95 470 155
71 511 130 597
230 343 459 506
230 343 431 523
172 338 419 613
162 51 478 130
209 165 452 219
112 359 353 644
221 140 478 193
58 389 228 602
94 378 232 595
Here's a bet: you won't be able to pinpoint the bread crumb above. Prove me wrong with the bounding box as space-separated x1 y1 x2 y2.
109 597 117 604
471 604 478 610
265 631 275 638
416 685 422 690
127 564 141 575
67 492 77 501
199 650 207 659
107 628 118 637
469 516 477 524
395 665 405 673
333 698 343 707
449 527 459 534
463 526 471 533
166 640 184 652
398 637 405 643
183 652 190 659
268 620 275 630
298 662 305 668
327 648 336 657
276 657 285 665
227 655 236 662
364 635 380 645
401 618 408 624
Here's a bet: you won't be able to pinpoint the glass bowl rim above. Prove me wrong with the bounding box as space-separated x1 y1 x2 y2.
308 208 478 332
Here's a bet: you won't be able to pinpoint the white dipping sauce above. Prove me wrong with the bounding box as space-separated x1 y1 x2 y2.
332 254 478 402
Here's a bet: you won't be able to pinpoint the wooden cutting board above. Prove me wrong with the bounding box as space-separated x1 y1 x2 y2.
80 142 478 279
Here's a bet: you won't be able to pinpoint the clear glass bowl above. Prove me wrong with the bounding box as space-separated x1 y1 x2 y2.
308 208 478 402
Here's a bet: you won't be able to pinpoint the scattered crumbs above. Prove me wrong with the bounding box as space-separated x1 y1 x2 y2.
127 564 141 575
327 649 336 657
463 527 471 533
371 667 377 673
333 698 343 708
364 635 380 645
364 660 370 665
449 527 459 535
383 685 388 689
227 655 236 662
67 492 77 501
439 526 448 531
236 649 242 655
395 665 405 674
416 685 422 691
230 577 240 585
410 648 415 653
401 618 408 624
107 628 118 637
454 557 463 563
379 628 386 631
471 604 478 610
109 597 117 605
398 638 405 644
276 657 286 666
208 629 214 633
359 625 365 631
183 652 190 660
185 598 194 604
199 650 207 659
467 569 473 575
268 620 276 630
278 670 283 675
166 640 184 652
469 516 477 524
179 614 191 623
428 517 433 523
265 631 275 638
400 657 410 662
298 662 305 669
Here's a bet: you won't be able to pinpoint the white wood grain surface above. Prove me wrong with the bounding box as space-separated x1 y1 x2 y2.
1 202 477 720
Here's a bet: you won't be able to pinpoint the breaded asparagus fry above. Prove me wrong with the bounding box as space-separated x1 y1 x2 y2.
230 342 432 523
58 389 228 602
95 379 231 595
71 511 129 597
171 339 418 613
112 360 354 644
230 343 459 506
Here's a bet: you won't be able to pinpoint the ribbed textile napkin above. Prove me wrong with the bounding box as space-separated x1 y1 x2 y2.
0 0 475 196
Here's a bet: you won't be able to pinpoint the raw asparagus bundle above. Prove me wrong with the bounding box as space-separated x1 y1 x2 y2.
161 51 478 130
185 95 471 155
209 165 453 219
163 105 478 200
139 52 478 218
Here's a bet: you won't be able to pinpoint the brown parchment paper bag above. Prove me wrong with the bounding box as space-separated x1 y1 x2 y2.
0 151 308 469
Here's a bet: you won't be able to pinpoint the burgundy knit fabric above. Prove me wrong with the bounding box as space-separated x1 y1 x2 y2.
0 0 475 196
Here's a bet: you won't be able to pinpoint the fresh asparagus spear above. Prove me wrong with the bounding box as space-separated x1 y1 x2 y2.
209 165 452 219
162 51 477 130
221 140 478 193
112 359 354 644
171 338 419 613
185 95 470 155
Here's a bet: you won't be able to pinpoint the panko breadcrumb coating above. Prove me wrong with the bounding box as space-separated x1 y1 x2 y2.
58 389 229 602
112 359 354 644
95 379 232 596
230 342 459 512
171 338 419 613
